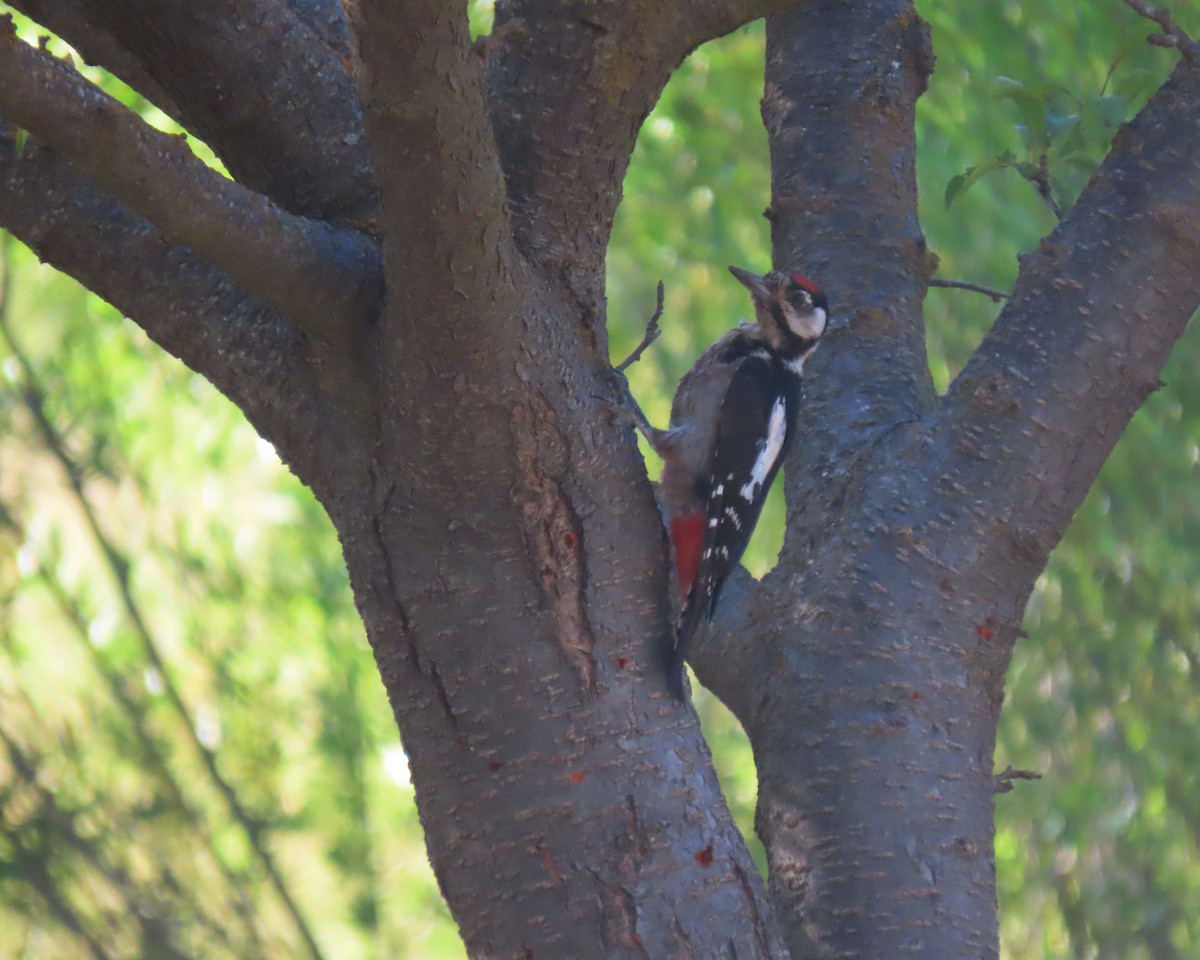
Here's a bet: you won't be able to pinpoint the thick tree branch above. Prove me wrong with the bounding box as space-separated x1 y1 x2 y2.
339 13 798 958
695 7 1010 958
927 53 1200 584
5 0 180 116
0 27 383 346
485 0 802 315
695 0 941 697
0 122 367 499
764 0 939 560
284 0 352 58
351 0 518 323
73 0 376 224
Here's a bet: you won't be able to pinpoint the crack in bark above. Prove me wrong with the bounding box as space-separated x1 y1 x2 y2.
672 915 697 959
623 795 650 868
428 663 463 745
367 472 420 669
591 871 653 960
510 391 598 695
734 861 777 960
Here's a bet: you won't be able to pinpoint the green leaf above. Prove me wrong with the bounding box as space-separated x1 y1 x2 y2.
1112 68 1159 103
994 77 1080 153
1085 94 1128 129
944 151 1017 207
1046 108 1081 142
1059 153 1101 175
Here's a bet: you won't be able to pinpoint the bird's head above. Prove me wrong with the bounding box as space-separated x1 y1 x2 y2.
728 266 828 350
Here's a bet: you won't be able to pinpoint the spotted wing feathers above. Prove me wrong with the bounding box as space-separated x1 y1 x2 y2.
671 356 799 694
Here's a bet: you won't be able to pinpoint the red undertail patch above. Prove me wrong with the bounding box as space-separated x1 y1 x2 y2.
671 513 706 600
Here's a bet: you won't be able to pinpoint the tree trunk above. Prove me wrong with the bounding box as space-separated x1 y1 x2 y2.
1 0 1199 957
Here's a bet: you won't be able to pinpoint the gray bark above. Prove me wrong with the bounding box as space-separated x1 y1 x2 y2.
1 1 1198 958
692 4 1200 959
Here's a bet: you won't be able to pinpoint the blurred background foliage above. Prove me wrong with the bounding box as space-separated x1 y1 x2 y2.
0 0 1196 957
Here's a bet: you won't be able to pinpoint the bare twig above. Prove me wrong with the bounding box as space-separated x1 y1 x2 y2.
615 280 665 373
994 765 1042 794
929 278 1010 303
1123 0 1198 58
1029 152 1063 219
0 21 382 343
74 0 374 222
606 281 668 442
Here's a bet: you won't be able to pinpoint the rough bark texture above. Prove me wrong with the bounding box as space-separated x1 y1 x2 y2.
690 5 1200 960
1 1 1198 958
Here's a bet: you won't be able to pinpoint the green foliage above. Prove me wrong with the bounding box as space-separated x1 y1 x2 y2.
0 237 461 959
943 75 1132 216
611 2 1199 958
1 0 1198 957
913 3 1198 955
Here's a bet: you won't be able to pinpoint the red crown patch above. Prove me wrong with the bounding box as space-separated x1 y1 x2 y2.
789 273 821 295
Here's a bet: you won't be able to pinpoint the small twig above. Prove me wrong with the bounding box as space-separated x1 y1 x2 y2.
1122 0 1198 58
994 765 1042 794
1029 153 1063 219
616 280 665 373
1100 47 1132 97
929 278 1010 303
606 281 667 443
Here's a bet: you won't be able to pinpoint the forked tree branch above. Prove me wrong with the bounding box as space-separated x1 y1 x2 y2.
673 0 825 49
1122 0 1198 57
0 122 365 495
927 52 1200 578
73 0 376 224
485 0 804 313
0 25 383 346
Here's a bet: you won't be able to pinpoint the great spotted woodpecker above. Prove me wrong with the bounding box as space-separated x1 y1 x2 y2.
637 267 828 697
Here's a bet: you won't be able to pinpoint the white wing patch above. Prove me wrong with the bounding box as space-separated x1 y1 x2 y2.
739 397 788 502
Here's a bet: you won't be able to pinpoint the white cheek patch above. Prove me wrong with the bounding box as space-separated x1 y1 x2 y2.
785 305 826 340
739 397 788 502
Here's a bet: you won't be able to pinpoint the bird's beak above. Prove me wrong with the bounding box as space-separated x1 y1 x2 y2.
728 265 771 302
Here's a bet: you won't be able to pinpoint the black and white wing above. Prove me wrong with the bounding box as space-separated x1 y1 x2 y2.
671 355 800 694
